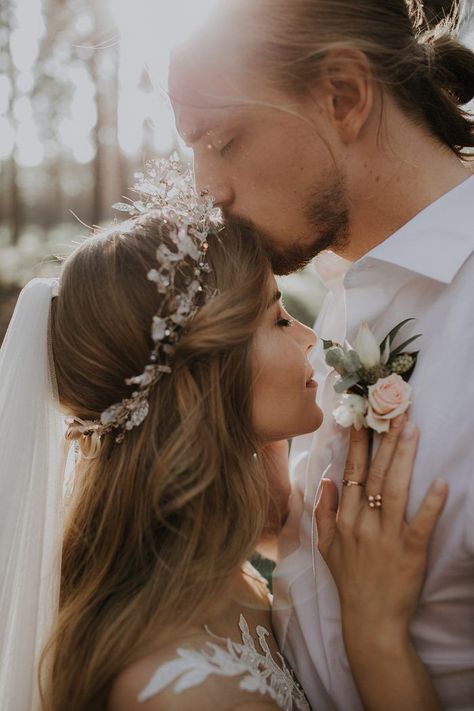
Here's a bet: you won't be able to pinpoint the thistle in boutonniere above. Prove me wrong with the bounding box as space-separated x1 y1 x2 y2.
323 319 421 434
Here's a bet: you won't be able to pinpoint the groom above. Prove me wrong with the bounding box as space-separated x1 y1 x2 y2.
169 0 474 708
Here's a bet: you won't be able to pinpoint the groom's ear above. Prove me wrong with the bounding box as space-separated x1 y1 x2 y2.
311 49 374 145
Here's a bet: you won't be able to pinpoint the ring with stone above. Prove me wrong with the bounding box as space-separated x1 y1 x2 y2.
342 479 366 488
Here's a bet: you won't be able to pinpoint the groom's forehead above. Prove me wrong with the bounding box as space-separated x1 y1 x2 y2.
169 50 254 139
169 44 246 108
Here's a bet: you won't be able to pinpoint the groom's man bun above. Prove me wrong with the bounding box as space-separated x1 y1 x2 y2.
219 0 474 156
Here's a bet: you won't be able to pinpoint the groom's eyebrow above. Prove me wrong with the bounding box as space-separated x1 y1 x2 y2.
182 120 219 146
183 125 208 145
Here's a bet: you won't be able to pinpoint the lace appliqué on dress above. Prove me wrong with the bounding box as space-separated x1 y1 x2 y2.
138 614 310 711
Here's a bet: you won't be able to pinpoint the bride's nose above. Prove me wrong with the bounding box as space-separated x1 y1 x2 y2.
294 320 317 353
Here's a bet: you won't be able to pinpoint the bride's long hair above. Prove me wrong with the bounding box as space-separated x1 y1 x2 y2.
41 215 272 710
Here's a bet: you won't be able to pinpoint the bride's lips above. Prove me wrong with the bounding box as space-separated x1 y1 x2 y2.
305 371 318 389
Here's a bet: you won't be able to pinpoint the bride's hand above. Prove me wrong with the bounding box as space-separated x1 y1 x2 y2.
314 416 448 648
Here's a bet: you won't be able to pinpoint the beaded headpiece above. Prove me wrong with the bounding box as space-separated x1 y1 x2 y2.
65 156 221 444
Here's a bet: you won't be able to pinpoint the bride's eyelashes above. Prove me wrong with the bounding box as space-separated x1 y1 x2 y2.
276 308 295 328
277 318 294 328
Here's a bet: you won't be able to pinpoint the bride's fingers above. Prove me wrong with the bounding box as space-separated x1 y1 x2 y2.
365 413 407 500
405 478 448 554
339 426 369 517
314 479 338 559
381 421 419 530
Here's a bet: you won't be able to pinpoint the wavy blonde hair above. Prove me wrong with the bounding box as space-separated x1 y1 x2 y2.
41 215 272 710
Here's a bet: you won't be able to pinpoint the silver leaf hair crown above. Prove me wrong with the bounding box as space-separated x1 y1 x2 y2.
65 155 221 444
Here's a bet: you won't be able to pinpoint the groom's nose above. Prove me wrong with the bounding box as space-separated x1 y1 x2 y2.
193 158 235 209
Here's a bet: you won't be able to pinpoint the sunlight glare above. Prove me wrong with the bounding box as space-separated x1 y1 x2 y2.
16 121 44 167
110 0 222 156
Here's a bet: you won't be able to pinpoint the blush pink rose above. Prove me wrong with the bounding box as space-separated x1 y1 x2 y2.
366 374 412 433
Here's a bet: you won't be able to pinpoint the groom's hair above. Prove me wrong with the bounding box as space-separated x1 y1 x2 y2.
217 0 474 157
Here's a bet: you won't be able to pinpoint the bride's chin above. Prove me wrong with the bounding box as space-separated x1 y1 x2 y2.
301 408 324 436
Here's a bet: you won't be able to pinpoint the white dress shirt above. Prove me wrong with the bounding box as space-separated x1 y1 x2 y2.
273 175 474 711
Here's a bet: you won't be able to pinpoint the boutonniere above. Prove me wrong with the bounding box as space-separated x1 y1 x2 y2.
323 319 421 434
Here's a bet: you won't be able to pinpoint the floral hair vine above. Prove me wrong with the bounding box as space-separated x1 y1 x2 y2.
323 319 421 433
65 155 221 444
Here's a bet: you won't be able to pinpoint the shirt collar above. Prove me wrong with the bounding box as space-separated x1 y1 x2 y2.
315 174 474 288
359 174 474 284
313 251 351 290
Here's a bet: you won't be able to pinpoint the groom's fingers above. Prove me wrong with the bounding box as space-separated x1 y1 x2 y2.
314 479 338 559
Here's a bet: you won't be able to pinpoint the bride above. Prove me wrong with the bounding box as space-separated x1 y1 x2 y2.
0 162 446 710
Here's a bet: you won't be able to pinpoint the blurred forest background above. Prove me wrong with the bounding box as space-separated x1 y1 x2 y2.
0 0 473 342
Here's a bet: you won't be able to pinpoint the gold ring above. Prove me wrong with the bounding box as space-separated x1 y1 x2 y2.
367 494 383 509
342 479 366 488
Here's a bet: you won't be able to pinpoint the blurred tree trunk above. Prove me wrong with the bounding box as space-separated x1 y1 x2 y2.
8 159 20 245
88 4 124 226
3 0 22 244
90 49 104 227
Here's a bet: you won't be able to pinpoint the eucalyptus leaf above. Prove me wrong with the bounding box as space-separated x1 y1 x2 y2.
342 349 362 375
334 374 360 393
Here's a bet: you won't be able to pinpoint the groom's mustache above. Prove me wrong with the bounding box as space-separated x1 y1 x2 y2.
221 212 269 244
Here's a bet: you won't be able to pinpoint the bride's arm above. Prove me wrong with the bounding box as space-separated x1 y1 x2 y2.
315 418 447 711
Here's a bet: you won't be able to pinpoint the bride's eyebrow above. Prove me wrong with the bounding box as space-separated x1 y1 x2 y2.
267 290 282 308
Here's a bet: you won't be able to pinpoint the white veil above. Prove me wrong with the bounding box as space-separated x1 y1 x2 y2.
0 278 68 710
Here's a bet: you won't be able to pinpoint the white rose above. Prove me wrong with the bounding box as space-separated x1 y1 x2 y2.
333 394 368 430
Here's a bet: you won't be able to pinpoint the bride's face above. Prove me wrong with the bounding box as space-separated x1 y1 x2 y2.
251 278 323 442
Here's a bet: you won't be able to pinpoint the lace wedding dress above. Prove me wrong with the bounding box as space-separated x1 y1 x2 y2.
137 614 310 710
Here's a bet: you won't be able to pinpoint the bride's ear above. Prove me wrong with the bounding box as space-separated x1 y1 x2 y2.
314 478 338 559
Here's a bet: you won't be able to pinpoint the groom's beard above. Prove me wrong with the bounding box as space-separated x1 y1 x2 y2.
223 172 350 276
272 172 350 275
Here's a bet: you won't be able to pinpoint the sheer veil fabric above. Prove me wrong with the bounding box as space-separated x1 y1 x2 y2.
0 279 69 710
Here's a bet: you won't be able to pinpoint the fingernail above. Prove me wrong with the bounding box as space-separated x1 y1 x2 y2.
391 413 406 429
432 478 447 494
401 421 416 440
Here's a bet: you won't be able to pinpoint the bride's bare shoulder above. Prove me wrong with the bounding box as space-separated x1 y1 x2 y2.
107 633 203 711
106 634 274 711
